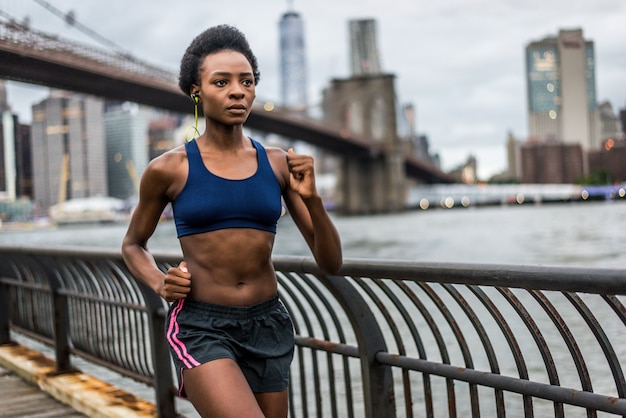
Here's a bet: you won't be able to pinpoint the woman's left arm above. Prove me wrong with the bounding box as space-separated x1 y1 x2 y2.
281 148 343 274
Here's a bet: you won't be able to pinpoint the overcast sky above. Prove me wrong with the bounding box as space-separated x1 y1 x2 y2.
2 0 625 178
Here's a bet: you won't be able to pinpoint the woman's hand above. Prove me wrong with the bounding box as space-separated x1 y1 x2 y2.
286 148 318 200
160 261 191 302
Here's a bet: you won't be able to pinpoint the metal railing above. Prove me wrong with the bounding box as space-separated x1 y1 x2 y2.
1 245 625 417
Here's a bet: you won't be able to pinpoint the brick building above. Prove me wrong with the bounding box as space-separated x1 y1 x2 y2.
588 139 626 183
520 142 585 184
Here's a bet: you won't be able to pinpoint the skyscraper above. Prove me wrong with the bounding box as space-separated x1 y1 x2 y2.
349 19 382 76
104 103 152 200
526 29 600 150
279 8 307 112
0 80 16 201
31 91 107 211
0 80 33 204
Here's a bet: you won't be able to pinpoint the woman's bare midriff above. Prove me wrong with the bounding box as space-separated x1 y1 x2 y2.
179 228 278 306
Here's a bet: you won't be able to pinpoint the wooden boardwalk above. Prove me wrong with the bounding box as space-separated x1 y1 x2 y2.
0 342 162 417
0 366 87 417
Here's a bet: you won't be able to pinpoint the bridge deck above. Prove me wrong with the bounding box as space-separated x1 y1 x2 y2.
0 365 87 417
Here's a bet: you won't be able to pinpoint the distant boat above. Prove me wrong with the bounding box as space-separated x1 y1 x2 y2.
49 196 129 225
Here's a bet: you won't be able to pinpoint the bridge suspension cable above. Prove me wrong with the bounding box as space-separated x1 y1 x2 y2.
32 0 131 57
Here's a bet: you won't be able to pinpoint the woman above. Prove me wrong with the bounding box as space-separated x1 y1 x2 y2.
121 24 342 418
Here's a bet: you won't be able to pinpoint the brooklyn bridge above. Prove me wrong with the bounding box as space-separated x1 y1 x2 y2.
0 18 454 214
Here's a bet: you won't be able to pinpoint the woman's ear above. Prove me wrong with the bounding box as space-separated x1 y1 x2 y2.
190 85 200 103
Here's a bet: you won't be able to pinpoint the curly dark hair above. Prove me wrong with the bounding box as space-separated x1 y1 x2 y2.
178 24 261 96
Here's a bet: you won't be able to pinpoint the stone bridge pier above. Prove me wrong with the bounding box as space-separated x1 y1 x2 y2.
322 74 406 215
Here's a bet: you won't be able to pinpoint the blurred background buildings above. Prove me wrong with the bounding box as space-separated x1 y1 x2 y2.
499 29 625 185
0 5 624 221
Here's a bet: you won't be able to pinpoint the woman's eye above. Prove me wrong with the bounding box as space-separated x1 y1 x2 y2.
215 80 226 87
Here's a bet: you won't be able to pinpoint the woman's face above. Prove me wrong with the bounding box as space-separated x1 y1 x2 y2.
193 50 256 125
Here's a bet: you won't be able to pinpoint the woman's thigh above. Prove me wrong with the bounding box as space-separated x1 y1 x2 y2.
183 358 264 418
255 389 289 418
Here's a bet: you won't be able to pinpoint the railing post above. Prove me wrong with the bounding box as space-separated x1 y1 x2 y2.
0 256 13 344
0 278 9 344
136 280 177 418
319 274 396 417
37 255 73 372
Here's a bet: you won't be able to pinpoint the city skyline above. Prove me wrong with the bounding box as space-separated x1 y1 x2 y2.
1 0 625 179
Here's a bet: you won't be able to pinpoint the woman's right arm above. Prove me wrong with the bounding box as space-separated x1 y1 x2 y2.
121 156 191 301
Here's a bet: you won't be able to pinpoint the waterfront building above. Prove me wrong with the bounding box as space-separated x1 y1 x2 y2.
0 80 17 201
277 5 322 166
349 19 382 76
525 29 601 150
506 132 522 181
588 138 626 183
11 121 32 200
31 91 107 211
0 87 33 225
104 103 152 200
520 142 584 184
598 101 622 143
148 115 180 160
413 134 433 162
448 155 478 185
279 8 308 113
0 81 33 220
521 29 618 184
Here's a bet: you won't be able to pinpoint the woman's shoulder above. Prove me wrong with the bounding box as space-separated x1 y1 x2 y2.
262 144 288 165
144 143 187 179
263 144 287 156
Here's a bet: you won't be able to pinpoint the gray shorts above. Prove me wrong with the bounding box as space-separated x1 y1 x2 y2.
165 294 295 397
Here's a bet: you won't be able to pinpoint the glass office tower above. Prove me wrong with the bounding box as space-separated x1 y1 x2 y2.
526 29 600 150
349 19 382 76
279 10 307 112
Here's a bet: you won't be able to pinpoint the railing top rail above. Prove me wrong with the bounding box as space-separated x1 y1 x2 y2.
1 246 624 295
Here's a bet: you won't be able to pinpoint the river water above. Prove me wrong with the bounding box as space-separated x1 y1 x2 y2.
2 200 625 268
2 200 626 417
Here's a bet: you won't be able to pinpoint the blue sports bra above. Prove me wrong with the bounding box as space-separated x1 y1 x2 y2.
172 138 282 238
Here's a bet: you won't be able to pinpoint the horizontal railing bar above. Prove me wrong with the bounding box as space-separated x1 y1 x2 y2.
0 277 49 291
57 289 148 311
68 347 154 386
10 326 53 347
272 256 626 295
296 336 360 358
0 245 131 259
1 276 148 311
377 352 626 414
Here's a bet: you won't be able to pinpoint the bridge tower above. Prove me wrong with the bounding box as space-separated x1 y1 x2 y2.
322 74 406 214
321 18 406 215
